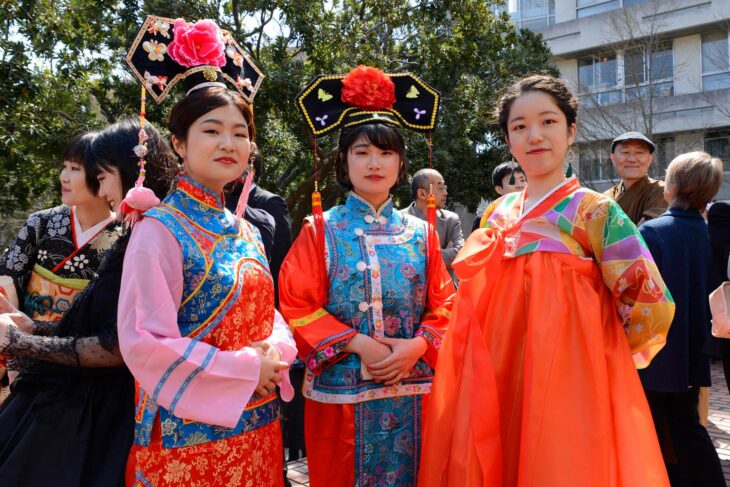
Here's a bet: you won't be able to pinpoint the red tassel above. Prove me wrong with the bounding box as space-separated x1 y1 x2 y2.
426 193 439 296
312 191 327 290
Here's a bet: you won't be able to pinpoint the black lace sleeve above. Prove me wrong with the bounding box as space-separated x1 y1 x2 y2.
31 320 59 336
1 325 123 368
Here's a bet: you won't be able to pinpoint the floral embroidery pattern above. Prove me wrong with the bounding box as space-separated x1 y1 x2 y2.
128 422 282 487
5 245 28 272
63 254 89 272
355 396 421 487
47 211 69 237
143 71 168 90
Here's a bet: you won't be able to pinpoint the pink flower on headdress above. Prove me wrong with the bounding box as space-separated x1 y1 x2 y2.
167 18 226 68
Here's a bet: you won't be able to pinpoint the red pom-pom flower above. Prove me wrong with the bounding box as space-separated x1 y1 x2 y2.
341 65 396 111
168 18 226 68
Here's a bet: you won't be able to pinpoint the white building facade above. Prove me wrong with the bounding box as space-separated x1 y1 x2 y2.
509 0 730 195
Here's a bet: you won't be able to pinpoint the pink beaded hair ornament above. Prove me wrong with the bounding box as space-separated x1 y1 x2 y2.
123 15 264 225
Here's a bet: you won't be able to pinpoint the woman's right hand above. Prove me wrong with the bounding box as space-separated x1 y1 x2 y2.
4 313 34 334
255 347 288 397
346 334 391 366
0 315 19 355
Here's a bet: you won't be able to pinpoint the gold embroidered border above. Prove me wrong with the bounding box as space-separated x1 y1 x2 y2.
290 308 328 328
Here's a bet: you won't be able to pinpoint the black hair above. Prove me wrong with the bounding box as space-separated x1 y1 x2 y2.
168 86 255 164
335 123 407 190
492 161 525 188
85 118 178 200
62 132 99 194
250 149 262 182
496 75 579 136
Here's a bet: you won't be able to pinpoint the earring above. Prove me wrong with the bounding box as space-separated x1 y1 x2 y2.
565 147 577 177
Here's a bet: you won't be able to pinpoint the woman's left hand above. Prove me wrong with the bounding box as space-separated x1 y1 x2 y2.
249 340 282 362
368 336 428 386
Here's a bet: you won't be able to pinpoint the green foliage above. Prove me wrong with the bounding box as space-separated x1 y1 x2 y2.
0 0 555 240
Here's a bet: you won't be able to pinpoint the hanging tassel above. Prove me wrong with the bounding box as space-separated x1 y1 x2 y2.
312 190 327 288
234 168 255 222
119 85 160 227
565 163 573 178
425 133 439 297
426 189 439 294
310 134 328 290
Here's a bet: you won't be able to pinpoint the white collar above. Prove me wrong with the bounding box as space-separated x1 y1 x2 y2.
73 209 115 248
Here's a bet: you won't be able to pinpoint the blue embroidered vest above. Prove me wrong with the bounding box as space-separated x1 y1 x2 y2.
303 193 435 403
133 177 279 448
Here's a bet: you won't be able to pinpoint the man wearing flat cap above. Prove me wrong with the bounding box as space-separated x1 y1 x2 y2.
604 131 668 225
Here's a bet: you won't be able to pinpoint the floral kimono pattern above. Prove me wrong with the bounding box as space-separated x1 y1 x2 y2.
0 205 121 322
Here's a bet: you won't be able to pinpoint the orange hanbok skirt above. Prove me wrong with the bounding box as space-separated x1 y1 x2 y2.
420 247 669 486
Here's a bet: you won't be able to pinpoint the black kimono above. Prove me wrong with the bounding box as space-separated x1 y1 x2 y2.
0 235 134 486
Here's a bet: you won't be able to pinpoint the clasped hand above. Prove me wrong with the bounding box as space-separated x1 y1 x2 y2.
250 340 288 397
355 334 428 386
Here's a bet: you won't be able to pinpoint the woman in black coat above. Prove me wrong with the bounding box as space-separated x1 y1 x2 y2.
707 199 730 394
638 152 725 487
0 119 177 486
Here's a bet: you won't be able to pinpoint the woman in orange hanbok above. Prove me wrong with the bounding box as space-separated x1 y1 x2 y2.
419 75 675 486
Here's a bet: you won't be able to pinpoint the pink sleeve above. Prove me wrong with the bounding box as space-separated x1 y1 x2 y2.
118 217 261 429
270 309 297 401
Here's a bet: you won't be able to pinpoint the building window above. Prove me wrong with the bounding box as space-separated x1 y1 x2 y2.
507 0 555 29
650 137 675 179
579 142 615 182
705 130 730 171
576 0 649 19
578 42 674 107
578 54 621 106
702 31 730 92
624 41 674 100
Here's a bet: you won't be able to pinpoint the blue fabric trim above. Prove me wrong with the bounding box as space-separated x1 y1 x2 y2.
152 340 197 403
169 346 216 414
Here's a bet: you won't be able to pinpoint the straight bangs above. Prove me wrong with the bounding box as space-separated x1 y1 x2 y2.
356 123 405 154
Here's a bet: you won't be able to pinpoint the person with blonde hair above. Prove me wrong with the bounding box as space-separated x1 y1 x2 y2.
638 151 725 486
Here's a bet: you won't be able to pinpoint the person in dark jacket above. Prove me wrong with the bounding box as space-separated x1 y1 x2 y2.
638 151 725 487
706 199 730 393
